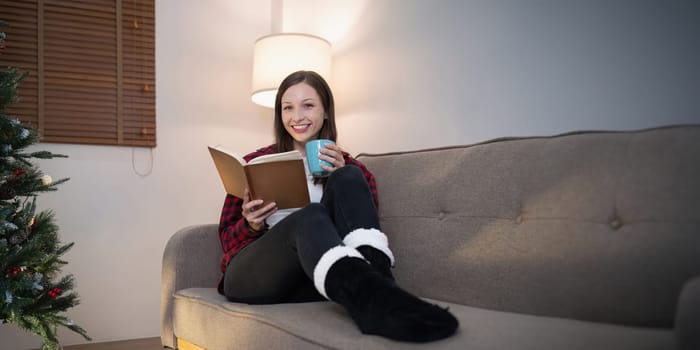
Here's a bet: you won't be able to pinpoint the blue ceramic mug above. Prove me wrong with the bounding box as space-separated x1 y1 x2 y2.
305 139 335 177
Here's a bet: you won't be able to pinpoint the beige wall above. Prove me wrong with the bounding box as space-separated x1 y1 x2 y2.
2 0 698 348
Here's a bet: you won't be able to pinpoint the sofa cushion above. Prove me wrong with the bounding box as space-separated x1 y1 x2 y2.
356 126 700 327
173 287 673 350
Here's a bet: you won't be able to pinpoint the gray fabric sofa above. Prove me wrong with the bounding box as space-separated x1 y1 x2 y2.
161 125 700 350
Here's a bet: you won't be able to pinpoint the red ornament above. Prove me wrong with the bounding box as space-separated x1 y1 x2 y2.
6 169 26 184
47 288 62 298
4 266 22 278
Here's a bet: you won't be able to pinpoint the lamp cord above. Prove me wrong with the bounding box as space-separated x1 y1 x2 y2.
132 147 154 177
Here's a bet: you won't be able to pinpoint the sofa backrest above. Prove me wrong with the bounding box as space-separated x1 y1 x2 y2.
356 125 700 328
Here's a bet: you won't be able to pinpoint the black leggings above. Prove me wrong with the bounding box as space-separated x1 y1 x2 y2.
223 165 380 304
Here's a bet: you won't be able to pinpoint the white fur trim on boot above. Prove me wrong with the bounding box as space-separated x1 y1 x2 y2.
343 228 395 266
313 245 365 299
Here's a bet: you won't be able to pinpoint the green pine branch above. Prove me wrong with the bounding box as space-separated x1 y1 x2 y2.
1 22 90 349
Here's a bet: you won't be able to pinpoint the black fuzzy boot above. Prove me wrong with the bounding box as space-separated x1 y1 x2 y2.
319 254 459 342
343 228 395 280
356 245 394 280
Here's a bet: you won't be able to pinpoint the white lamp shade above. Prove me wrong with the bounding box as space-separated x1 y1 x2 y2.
251 33 332 108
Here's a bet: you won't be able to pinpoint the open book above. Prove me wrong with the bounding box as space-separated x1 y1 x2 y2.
208 145 310 209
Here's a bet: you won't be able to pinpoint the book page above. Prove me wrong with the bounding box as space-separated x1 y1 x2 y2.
248 150 302 165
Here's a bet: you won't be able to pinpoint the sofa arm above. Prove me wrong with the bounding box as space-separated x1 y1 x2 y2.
676 275 700 350
160 224 222 349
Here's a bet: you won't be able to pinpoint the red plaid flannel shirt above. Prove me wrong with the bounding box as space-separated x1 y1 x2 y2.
218 144 379 274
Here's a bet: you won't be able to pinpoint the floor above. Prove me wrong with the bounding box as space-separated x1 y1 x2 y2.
61 337 163 350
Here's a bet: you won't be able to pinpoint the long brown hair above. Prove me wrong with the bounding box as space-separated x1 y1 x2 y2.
274 70 337 152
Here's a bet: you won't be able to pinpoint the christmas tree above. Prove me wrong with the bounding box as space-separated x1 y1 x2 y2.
0 21 90 349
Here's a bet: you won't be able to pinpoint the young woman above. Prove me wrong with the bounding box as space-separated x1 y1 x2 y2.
218 70 458 342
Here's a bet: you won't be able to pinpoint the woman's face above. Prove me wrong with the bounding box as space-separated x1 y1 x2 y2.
280 82 325 153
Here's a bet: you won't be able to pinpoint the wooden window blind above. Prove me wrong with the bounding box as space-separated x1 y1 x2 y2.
0 0 155 147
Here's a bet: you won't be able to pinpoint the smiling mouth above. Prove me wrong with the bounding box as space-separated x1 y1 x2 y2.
291 124 310 133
